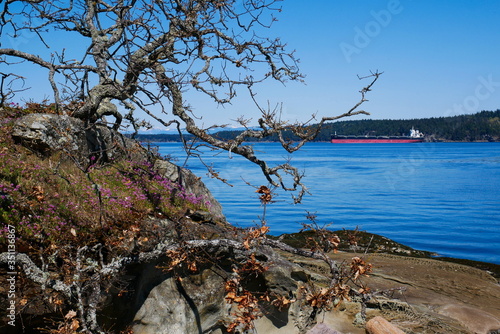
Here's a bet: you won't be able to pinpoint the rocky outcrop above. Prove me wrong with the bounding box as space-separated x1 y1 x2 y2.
113 246 500 334
119 240 313 334
125 248 500 334
12 113 141 164
11 113 224 221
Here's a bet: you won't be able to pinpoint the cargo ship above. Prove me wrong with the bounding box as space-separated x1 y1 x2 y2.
331 128 424 143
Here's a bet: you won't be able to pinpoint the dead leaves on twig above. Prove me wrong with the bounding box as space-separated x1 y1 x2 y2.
237 254 269 277
49 293 65 308
303 286 336 309
31 185 45 202
270 294 295 311
301 212 340 253
48 310 80 333
255 185 272 204
328 234 341 253
305 232 340 254
224 247 277 332
242 224 269 249
302 283 353 310
345 227 361 251
163 248 200 273
224 277 262 333
350 256 372 281
225 279 259 307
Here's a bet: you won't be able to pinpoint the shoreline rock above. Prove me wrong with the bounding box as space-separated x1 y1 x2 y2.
275 229 500 283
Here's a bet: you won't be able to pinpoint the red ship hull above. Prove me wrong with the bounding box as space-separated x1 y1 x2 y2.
331 138 424 143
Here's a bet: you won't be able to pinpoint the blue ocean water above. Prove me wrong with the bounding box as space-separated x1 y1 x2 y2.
156 142 500 264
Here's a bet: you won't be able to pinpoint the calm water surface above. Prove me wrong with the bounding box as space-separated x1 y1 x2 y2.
156 142 500 264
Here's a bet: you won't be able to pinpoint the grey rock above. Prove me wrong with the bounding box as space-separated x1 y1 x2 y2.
12 113 142 164
154 159 224 222
131 264 229 334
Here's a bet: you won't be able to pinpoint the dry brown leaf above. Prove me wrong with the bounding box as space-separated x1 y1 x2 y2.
188 261 197 272
32 185 45 201
70 318 80 331
65 310 77 319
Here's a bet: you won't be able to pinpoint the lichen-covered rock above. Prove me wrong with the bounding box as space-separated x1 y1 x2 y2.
12 113 144 164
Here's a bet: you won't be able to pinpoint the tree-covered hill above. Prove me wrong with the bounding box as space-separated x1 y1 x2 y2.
134 110 500 143
313 110 500 142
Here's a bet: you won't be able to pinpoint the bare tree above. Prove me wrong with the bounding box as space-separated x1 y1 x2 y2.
0 0 380 201
1 4 382 330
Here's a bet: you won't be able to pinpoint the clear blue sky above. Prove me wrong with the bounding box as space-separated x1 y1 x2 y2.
4 0 500 129
247 0 500 125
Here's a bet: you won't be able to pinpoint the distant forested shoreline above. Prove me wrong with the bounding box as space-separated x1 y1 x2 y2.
133 110 500 143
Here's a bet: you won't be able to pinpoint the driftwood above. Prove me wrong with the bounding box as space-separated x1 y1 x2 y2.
366 316 405 334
